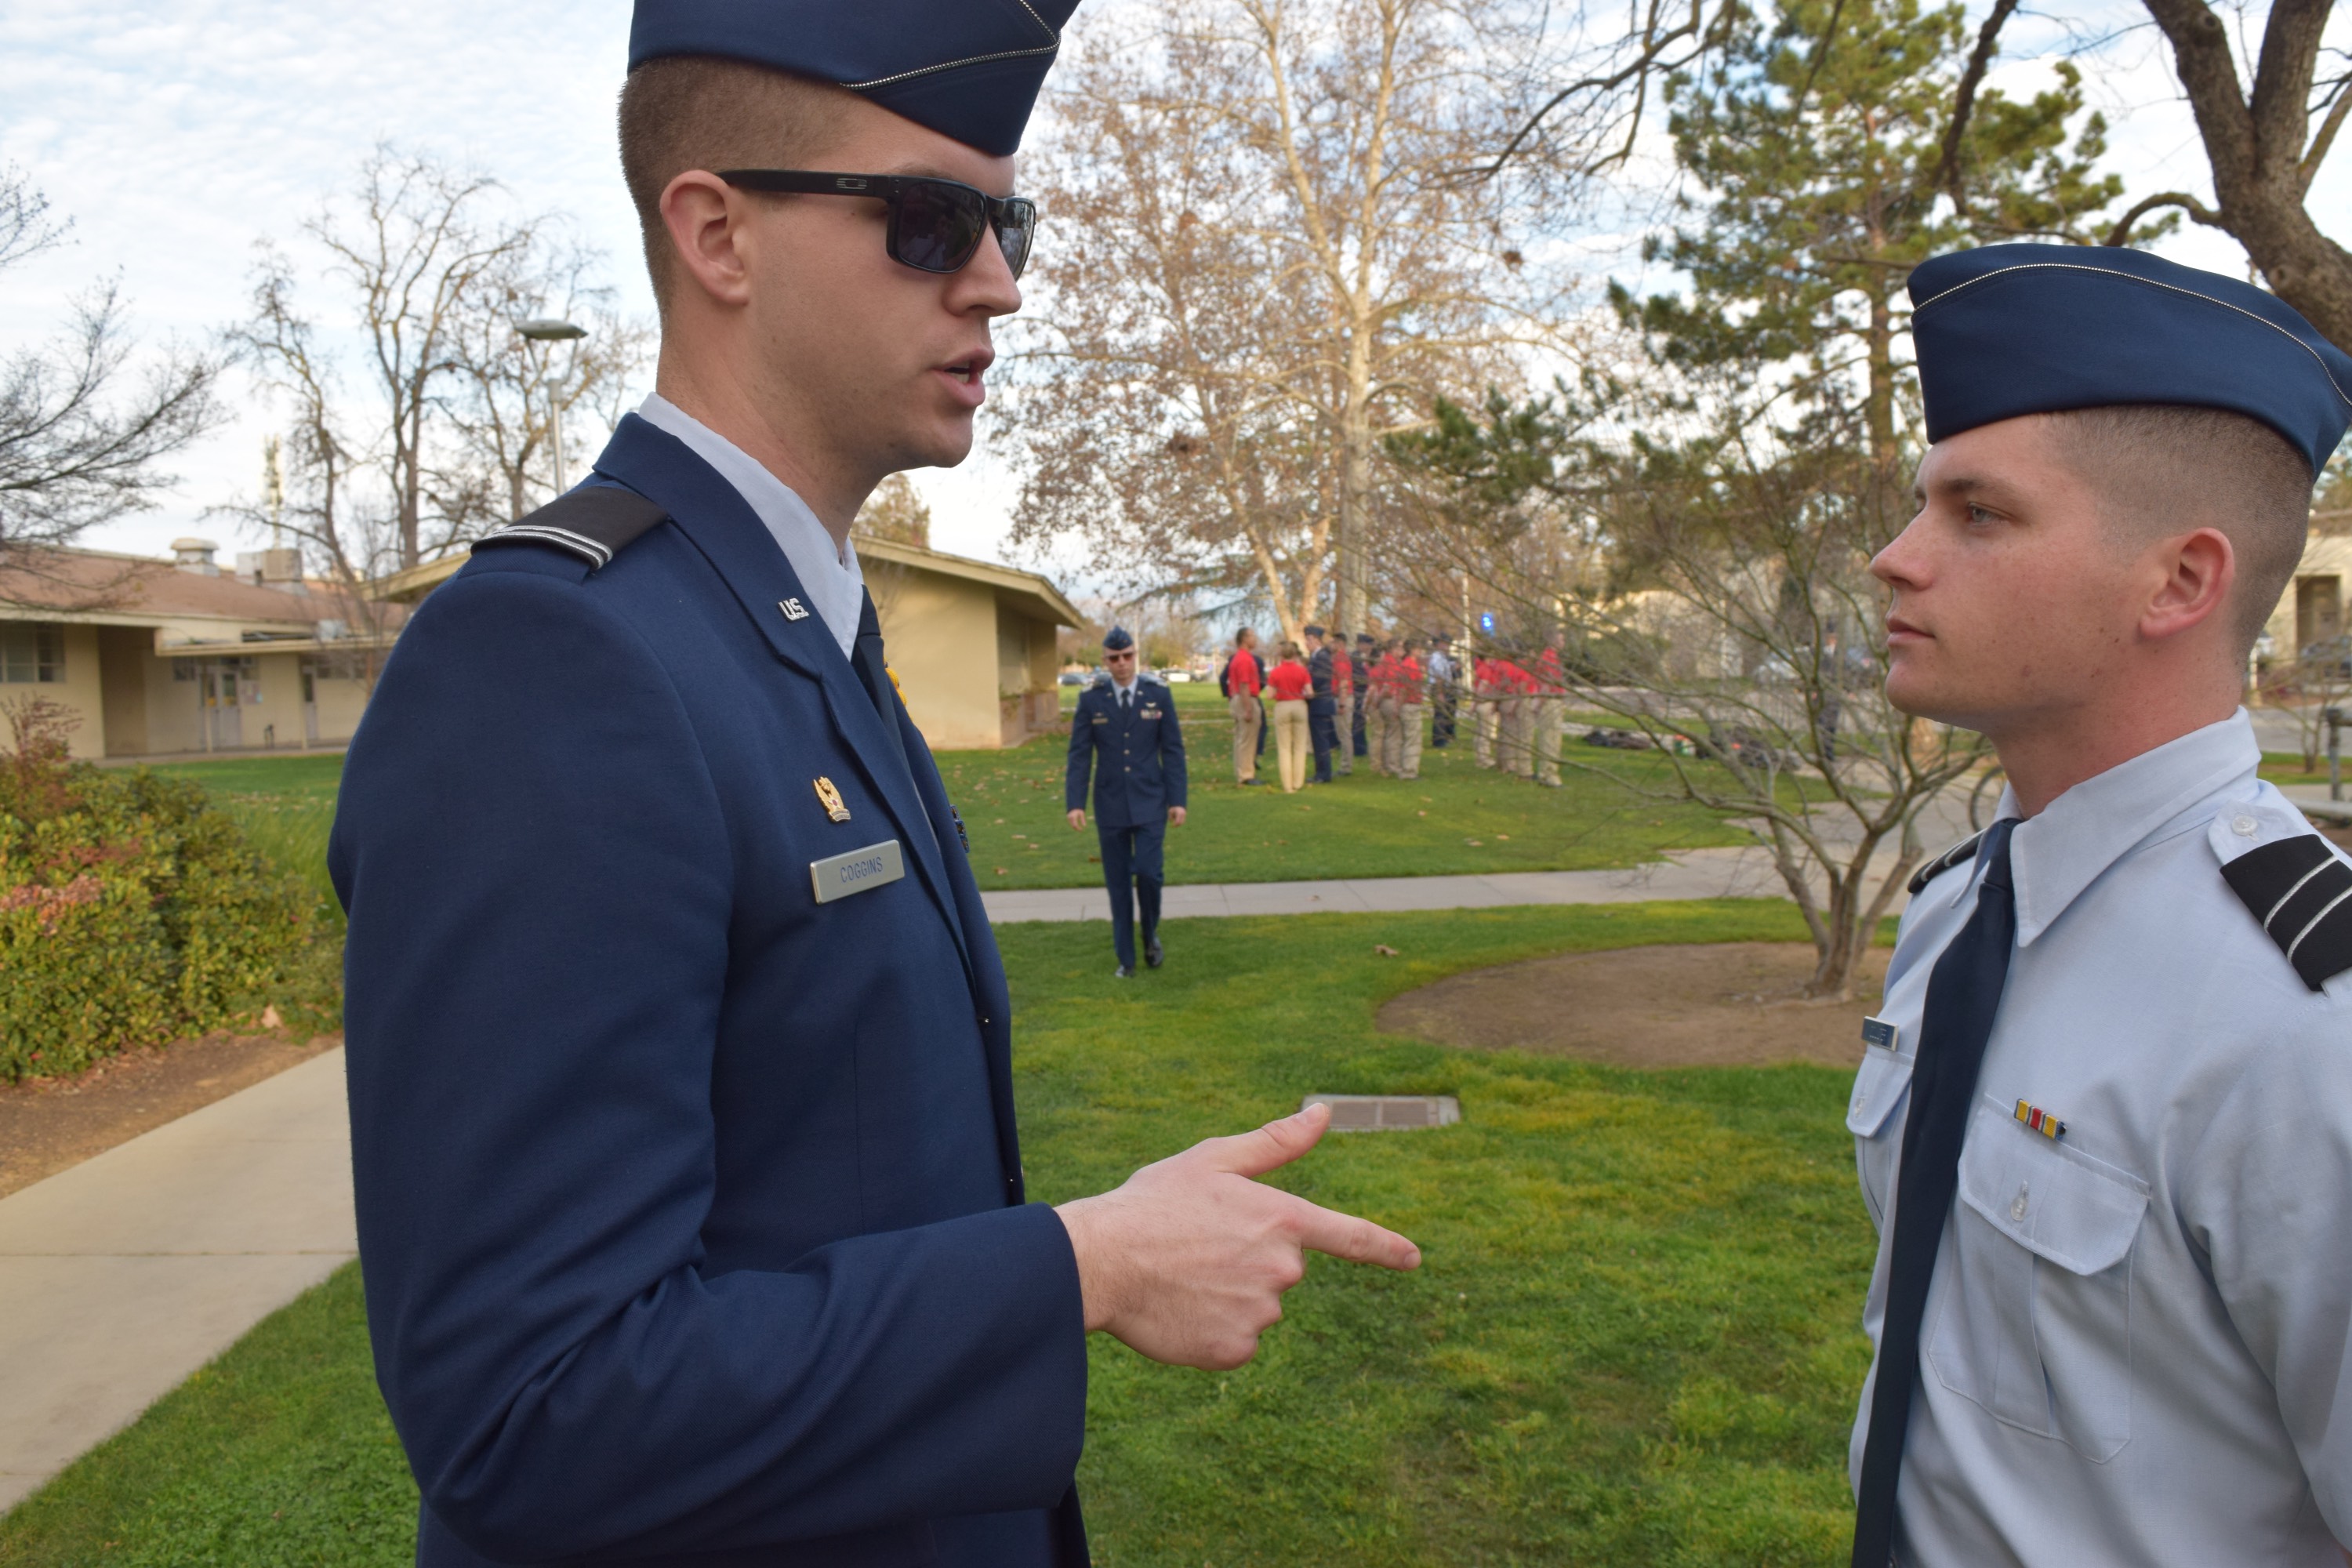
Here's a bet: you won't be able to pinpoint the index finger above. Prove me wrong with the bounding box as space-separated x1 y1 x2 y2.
1287 1195 1421 1271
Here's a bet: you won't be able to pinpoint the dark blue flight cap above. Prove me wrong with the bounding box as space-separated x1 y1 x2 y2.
1102 626 1134 652
629 0 1082 157
1907 243 2352 475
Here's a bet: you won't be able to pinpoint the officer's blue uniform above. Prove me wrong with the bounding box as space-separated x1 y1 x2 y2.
1064 658 1187 972
1305 633 1338 784
336 418 1087 1568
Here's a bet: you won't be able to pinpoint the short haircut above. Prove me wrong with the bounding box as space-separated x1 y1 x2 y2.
617 56 860 312
1236 628 1254 645
1280 641 1303 659
2042 405 2314 654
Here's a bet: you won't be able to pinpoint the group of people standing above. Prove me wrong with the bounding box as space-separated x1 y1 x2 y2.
1469 633 1570 788
1221 626 1460 793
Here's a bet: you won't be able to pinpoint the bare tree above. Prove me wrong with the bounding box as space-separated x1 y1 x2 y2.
307 147 538 569
0 168 224 561
1000 0 1568 642
1390 382 1986 999
435 243 652 530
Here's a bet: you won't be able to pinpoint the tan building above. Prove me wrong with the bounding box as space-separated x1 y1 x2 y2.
2269 530 2352 661
377 532 1080 751
0 541 387 760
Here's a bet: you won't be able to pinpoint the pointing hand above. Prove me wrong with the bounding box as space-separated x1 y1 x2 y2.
1054 1102 1421 1370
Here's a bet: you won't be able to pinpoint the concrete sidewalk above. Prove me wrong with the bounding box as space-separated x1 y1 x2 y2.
981 844 1809 923
0 1049 354 1515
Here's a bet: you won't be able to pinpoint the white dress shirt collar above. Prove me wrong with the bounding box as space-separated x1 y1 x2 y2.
1984 709 2260 946
634 394 863 658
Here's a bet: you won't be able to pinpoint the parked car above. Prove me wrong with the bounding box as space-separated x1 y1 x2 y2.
2300 636 2352 678
1160 668 1192 683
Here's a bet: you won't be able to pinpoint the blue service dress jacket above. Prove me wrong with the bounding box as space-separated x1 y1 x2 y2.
330 413 1088 1568
1062 677 1188 829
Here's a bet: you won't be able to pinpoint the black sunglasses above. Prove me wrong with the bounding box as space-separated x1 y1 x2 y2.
716 170 1035 280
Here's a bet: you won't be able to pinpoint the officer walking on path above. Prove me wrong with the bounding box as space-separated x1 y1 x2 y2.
330 11 1418 1563
1067 627 1189 977
1846 242 2352 1568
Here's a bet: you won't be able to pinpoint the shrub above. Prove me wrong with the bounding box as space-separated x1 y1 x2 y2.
0 698 323 1081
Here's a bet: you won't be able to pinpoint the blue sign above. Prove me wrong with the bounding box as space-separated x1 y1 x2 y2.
1478 612 1495 633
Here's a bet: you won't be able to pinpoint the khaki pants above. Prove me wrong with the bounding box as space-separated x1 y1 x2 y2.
1334 688 1354 775
1474 699 1500 768
1396 700 1425 778
1531 696 1563 785
1272 699 1310 792
1229 691 1262 782
1364 695 1391 775
1501 696 1533 777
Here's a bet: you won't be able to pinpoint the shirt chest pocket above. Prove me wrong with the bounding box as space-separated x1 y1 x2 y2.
1928 1096 2150 1461
1846 1044 1913 1230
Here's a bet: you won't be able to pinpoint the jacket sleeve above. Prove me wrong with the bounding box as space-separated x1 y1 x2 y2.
1160 687 1189 810
1065 694 1093 813
330 564 1085 1562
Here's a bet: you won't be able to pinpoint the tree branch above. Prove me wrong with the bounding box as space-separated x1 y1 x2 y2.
2103 189 2222 245
1933 0 2023 215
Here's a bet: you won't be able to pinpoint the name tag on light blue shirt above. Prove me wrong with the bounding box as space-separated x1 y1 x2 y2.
810 840 905 904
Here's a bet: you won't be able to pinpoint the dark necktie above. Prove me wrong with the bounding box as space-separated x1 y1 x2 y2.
1851 817 2019 1568
851 590 919 783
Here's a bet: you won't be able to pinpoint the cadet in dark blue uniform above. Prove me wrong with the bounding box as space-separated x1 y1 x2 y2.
330 9 1418 1566
1065 626 1188 977
1304 623 1339 784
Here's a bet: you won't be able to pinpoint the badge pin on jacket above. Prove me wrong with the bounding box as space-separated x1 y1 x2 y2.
814 776 851 823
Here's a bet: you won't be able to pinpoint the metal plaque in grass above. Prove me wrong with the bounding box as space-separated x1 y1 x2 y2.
1302 1094 1461 1131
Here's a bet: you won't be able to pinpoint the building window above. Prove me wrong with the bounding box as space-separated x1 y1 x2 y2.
0 623 64 684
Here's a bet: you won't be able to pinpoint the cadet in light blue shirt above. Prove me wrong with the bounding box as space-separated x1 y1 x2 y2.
1849 245 2352 1567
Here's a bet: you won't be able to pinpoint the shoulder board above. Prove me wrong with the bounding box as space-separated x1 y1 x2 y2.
1139 675 1167 689
1091 675 1113 688
2220 833 2352 992
472 485 668 571
1907 829 1987 896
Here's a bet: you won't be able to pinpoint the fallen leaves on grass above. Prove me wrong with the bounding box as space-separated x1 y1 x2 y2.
993 867 1010 876
1374 944 1400 956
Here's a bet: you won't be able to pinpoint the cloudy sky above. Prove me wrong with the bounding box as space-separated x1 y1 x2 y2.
2 0 2344 573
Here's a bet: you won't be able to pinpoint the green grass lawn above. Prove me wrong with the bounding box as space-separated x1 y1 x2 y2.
119 715 1754 896
949 693 1749 888
139 756 345 911
1 902 1874 1566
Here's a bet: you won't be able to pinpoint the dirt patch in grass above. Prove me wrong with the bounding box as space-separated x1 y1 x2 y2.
0 1030 339 1199
1377 940 1891 1069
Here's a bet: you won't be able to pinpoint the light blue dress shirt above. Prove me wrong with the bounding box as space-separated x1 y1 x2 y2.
1850 710 2352 1566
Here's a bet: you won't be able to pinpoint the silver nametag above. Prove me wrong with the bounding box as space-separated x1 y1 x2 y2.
810 839 905 904
1860 1017 1899 1053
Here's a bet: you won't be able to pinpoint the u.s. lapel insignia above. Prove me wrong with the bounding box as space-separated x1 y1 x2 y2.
813 775 851 822
779 597 810 622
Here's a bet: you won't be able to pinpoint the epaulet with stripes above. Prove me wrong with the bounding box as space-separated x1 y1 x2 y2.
2220 833 2352 992
471 485 669 572
1907 829 1986 896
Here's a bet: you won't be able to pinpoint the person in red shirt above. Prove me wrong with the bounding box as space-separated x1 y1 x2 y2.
1329 635 1356 778
1393 639 1427 779
1530 632 1567 786
1494 651 1535 778
1264 641 1314 793
1472 651 1502 768
1223 627 1265 785
1365 641 1400 775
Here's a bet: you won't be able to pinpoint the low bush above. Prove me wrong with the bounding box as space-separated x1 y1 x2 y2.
0 697 328 1081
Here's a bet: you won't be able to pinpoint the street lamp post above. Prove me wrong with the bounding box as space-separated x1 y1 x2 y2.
516 318 588 499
